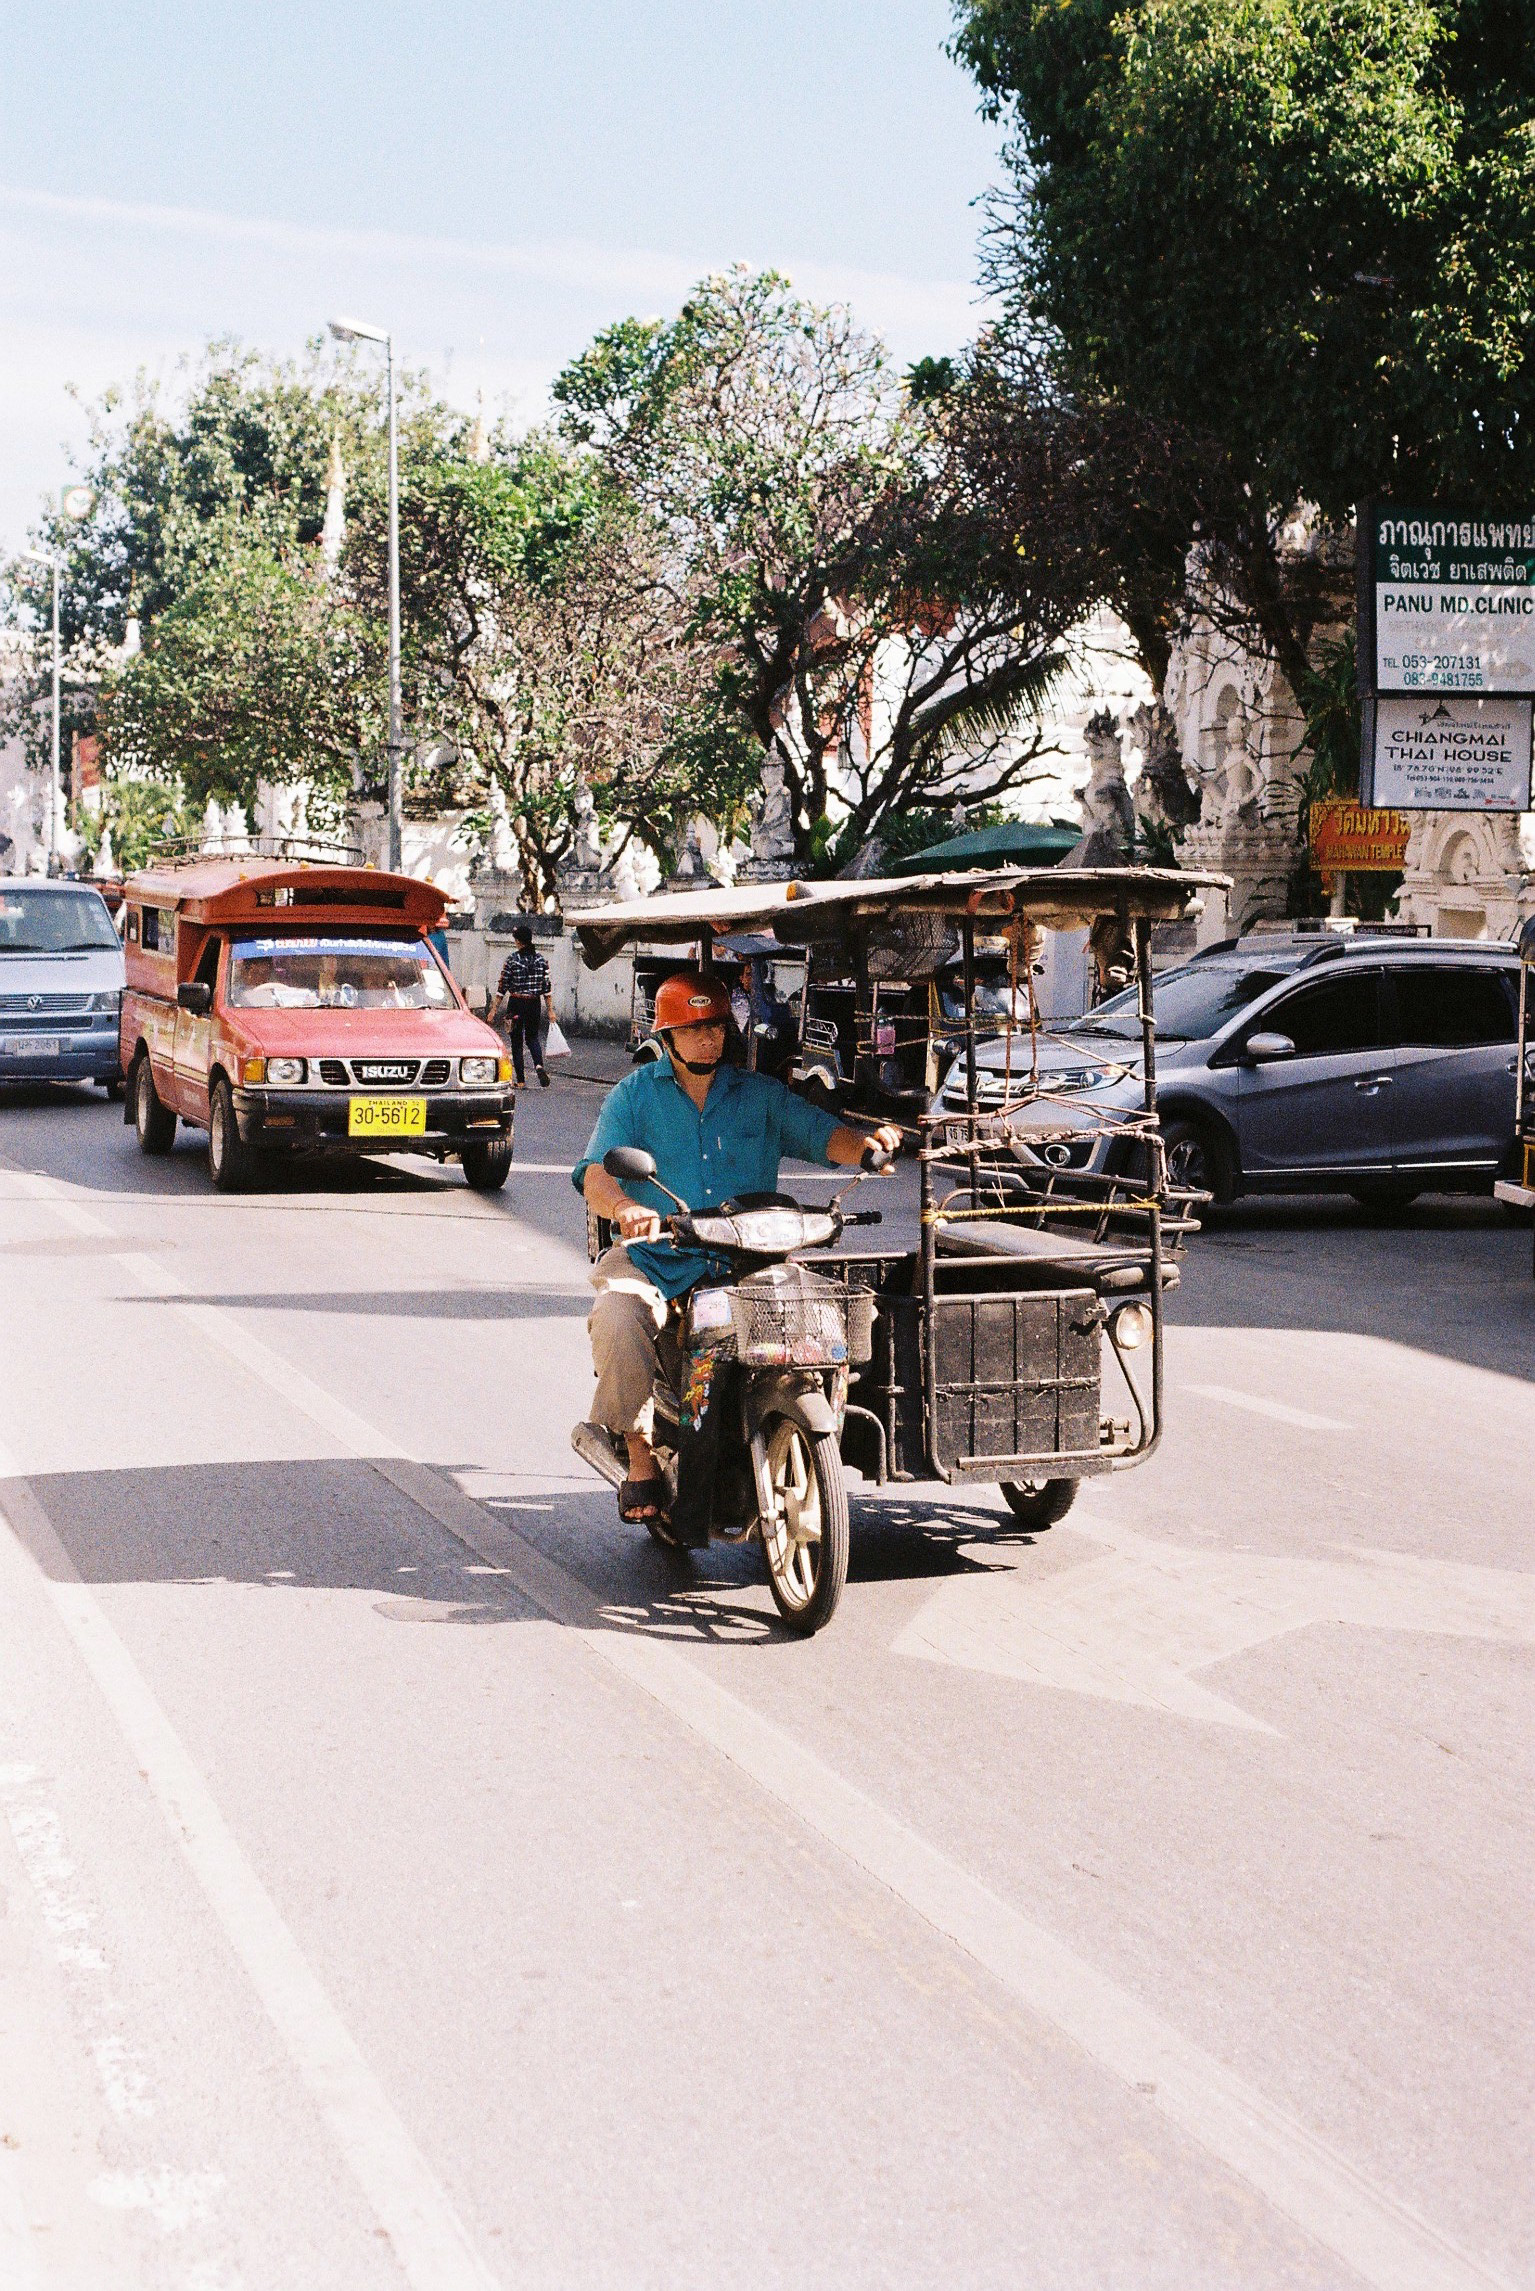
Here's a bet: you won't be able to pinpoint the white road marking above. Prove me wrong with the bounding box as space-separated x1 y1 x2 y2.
0 1480 498 2291
1186 1383 1353 1432
894 1516 1535 1730
1 1166 1516 2291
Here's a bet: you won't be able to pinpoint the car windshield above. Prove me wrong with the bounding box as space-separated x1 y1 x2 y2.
1077 958 1301 1042
228 935 455 1010
0 886 119 954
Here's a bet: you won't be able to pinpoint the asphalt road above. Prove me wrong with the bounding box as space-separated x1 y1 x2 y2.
0 1062 1531 2291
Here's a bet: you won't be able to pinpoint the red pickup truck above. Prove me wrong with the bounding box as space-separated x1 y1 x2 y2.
119 857 515 1191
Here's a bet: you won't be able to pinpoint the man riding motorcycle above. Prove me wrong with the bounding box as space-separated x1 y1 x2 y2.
574 968 901 1531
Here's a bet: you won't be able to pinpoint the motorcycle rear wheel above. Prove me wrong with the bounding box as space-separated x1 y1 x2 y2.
760 1417 848 1635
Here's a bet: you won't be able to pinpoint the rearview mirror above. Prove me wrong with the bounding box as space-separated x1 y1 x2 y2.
603 1145 657 1182
178 981 213 1016
1243 1030 1295 1064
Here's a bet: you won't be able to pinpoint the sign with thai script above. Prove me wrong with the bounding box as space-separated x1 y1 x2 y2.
1310 800 1411 874
1372 693 1532 812
1373 510 1535 693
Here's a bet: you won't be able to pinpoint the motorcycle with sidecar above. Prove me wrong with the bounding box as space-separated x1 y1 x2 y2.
569 863 1224 1634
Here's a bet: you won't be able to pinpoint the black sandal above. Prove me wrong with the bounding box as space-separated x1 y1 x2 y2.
618 1476 668 1525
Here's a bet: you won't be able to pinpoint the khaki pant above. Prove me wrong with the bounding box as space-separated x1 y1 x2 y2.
587 1244 682 1441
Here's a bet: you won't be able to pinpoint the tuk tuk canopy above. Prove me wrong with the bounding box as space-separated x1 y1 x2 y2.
569 865 1226 972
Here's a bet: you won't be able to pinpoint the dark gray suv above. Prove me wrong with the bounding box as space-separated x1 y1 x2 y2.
933 935 1526 1208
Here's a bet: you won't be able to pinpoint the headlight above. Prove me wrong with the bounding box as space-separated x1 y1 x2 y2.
460 1055 498 1085
266 1056 306 1085
91 988 122 1015
1110 1301 1153 1350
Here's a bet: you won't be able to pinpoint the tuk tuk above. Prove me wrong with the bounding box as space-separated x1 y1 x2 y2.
1493 913 1535 1271
570 863 1224 1558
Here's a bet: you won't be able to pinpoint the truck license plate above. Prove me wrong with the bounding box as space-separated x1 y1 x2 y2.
348 1095 427 1137
3 1036 60 1058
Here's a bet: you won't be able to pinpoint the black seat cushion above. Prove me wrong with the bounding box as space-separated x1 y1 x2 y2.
933 1219 1178 1291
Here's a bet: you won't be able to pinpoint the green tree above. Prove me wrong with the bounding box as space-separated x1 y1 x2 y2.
2 342 409 838
553 270 1098 863
345 431 750 905
953 0 1535 688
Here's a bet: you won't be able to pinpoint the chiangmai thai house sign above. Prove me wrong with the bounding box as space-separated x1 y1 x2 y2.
1361 506 1535 809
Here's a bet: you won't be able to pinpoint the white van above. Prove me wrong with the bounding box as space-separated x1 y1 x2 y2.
0 880 126 1095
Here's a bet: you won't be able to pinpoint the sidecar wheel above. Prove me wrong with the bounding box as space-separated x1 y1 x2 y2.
1000 1477 1078 1528
761 1418 848 1635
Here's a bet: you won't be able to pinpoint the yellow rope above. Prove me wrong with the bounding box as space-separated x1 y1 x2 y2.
922 1197 1160 1223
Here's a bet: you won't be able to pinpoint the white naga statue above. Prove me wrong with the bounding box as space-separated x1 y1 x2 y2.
571 780 603 874
1069 710 1136 866
749 757 794 866
487 782 518 874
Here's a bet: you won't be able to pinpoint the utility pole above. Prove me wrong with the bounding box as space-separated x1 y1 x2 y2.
329 316 402 870
23 548 61 874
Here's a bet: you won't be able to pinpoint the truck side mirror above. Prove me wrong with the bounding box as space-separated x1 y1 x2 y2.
603 1145 657 1182
178 981 213 1016
1242 1030 1295 1065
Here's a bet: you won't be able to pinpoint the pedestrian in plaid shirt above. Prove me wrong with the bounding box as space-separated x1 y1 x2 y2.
489 924 553 1086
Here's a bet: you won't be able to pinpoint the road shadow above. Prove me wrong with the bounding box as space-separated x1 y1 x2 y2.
2 1455 1012 1649
1172 1190 1535 1383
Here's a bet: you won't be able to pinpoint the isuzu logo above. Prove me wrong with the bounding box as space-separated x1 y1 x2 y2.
356 1061 413 1081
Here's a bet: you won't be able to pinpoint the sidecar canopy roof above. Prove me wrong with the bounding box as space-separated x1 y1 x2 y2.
569 865 1228 970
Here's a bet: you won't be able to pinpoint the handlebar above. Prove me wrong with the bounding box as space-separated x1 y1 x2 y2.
859 1141 893 1173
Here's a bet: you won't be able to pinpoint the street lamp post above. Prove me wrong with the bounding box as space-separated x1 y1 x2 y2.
329 316 402 872
23 548 61 875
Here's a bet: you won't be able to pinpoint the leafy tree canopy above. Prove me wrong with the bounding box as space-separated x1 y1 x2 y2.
553 269 1111 863
953 0 1535 517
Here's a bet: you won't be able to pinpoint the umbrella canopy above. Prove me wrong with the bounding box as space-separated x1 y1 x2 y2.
888 820 1081 876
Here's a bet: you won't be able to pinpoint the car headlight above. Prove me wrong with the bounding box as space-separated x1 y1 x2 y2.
1110 1301 1153 1350
459 1055 498 1085
266 1057 306 1085
91 988 122 1016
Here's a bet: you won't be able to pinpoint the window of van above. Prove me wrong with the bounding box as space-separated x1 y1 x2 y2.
0 886 119 953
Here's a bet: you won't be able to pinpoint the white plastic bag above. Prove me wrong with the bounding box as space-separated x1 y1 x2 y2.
544 1017 572 1060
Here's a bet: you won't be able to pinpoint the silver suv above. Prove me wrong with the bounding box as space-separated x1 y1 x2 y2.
934 934 1526 1208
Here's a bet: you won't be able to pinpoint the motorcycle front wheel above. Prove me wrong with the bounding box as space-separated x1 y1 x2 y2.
760 1417 849 1635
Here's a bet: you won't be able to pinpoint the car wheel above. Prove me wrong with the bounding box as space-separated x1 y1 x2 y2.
133 1054 177 1155
207 1076 254 1193
461 1135 514 1191
1161 1115 1233 1205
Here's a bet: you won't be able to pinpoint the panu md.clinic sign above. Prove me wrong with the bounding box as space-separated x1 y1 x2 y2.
1360 507 1535 811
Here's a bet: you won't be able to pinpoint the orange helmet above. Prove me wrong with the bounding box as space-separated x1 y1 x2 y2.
653 968 731 1033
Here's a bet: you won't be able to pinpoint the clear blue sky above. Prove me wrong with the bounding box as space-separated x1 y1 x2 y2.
0 1 1002 547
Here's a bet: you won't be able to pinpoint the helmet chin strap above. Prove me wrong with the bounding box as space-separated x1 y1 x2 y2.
664 1031 723 1078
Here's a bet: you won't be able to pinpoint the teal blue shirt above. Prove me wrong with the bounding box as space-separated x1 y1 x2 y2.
573 1059 841 1298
